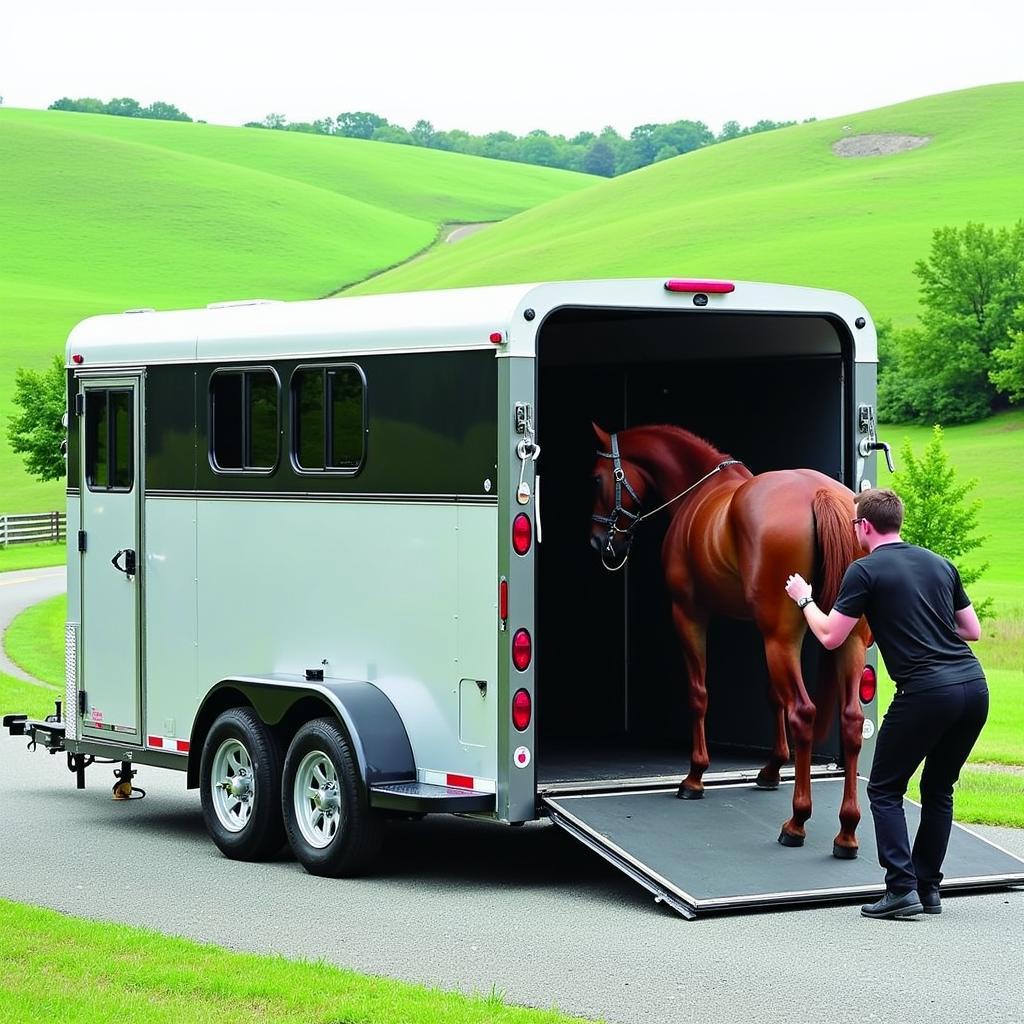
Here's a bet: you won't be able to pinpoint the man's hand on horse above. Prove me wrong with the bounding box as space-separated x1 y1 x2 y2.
785 573 812 602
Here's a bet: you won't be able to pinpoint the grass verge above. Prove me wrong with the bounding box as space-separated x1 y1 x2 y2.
3 594 65 685
0 899 590 1024
0 670 60 720
0 542 65 574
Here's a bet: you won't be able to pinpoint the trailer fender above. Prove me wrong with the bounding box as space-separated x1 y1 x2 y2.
187 674 415 789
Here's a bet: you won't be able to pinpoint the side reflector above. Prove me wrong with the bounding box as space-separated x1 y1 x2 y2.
512 688 532 731
664 279 735 294
512 629 532 671
859 665 878 704
499 577 509 624
512 513 532 555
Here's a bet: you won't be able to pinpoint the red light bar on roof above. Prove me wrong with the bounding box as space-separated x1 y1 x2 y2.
664 279 735 294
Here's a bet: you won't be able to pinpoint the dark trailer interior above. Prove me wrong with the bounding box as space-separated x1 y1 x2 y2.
534 307 855 790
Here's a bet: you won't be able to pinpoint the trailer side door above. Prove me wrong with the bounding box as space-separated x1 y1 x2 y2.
78 375 143 743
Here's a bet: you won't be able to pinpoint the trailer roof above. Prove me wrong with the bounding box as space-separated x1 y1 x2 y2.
65 279 877 365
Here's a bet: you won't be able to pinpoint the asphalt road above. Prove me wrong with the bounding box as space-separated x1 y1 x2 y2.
0 567 67 683
1 735 1022 1024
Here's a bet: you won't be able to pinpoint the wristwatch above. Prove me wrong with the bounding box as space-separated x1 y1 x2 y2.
797 596 815 610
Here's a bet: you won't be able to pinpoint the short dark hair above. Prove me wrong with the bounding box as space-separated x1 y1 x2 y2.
854 488 904 534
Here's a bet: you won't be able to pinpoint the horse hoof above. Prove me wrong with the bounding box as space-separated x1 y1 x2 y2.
677 784 704 800
777 829 804 848
833 842 859 860
755 777 780 791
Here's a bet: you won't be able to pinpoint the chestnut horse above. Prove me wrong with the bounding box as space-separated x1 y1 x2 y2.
590 423 869 857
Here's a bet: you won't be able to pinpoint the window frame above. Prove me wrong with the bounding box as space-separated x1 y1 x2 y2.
289 362 367 477
208 365 282 476
84 387 135 494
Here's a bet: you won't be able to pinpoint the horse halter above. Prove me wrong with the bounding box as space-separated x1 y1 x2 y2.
592 432 743 572
592 433 644 570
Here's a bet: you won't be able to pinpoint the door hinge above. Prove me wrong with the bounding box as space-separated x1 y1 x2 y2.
75 393 85 416
78 530 87 552
78 691 87 716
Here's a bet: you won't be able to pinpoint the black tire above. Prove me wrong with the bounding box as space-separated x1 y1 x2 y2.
199 706 285 861
282 716 384 877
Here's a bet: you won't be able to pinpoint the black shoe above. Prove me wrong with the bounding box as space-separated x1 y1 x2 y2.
861 890 925 919
919 889 942 915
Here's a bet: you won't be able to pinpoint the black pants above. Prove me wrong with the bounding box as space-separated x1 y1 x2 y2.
867 677 989 895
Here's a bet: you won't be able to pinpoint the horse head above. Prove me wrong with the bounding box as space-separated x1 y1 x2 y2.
589 422 653 570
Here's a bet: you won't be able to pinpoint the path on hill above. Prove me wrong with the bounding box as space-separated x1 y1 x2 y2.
327 221 493 296
0 567 66 685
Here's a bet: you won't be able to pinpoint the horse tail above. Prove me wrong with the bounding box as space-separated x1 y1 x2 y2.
811 488 859 613
811 488 861 740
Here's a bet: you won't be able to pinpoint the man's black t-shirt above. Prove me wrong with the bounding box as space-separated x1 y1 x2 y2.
833 542 983 693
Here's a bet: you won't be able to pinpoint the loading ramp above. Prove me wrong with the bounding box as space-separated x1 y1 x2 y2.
543 778 1024 919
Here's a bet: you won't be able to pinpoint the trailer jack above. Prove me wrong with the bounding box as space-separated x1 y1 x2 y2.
112 761 145 801
66 752 94 789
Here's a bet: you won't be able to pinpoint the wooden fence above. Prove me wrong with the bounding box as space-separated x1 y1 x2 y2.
0 512 66 547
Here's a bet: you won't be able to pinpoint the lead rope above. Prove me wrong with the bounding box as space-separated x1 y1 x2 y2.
632 459 744 526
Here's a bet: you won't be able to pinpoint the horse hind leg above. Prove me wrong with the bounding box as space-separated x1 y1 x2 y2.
671 605 711 800
756 692 789 791
762 635 816 847
828 644 865 859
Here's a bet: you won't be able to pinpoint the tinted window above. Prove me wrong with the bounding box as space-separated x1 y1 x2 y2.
329 368 364 468
292 365 365 472
210 369 278 472
85 389 133 492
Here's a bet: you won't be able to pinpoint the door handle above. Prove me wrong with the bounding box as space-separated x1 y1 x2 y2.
111 549 137 578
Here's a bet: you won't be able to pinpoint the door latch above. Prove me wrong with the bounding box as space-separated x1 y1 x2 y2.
111 549 137 578
856 404 894 472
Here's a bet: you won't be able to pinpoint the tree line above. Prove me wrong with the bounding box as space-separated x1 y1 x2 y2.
49 96 194 122
878 221 1024 424
242 111 811 176
46 96 807 176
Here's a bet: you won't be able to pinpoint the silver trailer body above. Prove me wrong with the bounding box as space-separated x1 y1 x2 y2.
58 278 881 824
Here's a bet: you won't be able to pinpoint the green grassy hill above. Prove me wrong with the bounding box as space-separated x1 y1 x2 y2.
0 108 594 512
350 83 1024 326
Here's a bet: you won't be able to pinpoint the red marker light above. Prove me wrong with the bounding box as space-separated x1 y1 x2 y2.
664 279 735 294
489 332 504 344
512 688 532 731
512 513 532 555
499 577 509 623
72 354 84 364
511 629 532 671
859 665 878 704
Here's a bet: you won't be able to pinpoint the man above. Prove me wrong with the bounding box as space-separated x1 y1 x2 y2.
784 487 988 920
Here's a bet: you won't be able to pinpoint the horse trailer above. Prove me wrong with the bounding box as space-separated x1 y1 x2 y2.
7 278 1023 916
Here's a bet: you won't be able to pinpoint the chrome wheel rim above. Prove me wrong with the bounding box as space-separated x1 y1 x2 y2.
294 749 341 849
211 738 255 833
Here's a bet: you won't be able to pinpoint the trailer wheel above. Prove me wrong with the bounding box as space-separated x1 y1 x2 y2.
282 716 384 877
199 707 285 861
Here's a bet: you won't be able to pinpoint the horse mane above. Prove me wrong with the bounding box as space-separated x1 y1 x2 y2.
623 424 732 476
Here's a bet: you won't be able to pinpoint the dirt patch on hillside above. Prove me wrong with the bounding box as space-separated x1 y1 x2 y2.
832 134 932 158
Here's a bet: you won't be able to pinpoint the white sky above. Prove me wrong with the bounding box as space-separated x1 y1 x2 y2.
2 0 1022 136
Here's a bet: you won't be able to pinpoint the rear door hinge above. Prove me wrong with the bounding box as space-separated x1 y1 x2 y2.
75 393 85 416
78 691 87 716
78 530 87 552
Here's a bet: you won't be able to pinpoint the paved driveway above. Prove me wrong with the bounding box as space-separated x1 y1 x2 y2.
0 566 66 682
1 736 1022 1024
